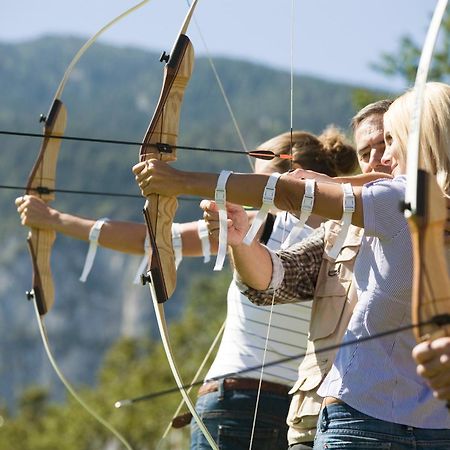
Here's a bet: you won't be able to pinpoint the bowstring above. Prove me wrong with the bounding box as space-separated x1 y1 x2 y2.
185 0 254 171
248 228 282 450
32 300 134 450
249 2 297 447
156 320 225 448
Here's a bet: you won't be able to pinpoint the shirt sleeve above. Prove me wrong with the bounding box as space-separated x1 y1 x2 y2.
236 226 325 306
362 176 408 241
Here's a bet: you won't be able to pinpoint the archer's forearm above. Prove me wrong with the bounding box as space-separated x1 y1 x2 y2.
139 164 365 227
52 211 146 255
230 240 273 290
182 172 364 226
334 172 393 186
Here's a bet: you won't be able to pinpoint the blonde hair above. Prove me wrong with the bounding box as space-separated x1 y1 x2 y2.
384 82 450 197
255 128 358 176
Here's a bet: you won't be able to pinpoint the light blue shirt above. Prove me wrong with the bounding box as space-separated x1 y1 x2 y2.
318 176 450 429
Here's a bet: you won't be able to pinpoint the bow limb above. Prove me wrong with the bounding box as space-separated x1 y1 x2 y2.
150 286 219 450
158 320 226 443
404 0 450 343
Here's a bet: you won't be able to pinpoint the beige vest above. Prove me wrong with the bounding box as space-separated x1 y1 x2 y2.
287 221 363 444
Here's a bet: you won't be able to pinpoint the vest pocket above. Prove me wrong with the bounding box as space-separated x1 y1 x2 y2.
287 361 326 430
310 242 359 340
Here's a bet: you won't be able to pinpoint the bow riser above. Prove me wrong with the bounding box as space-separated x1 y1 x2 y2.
408 170 450 341
140 35 194 302
26 99 67 314
137 6 219 445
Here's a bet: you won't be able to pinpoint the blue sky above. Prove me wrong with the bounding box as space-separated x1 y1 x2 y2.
2 0 442 90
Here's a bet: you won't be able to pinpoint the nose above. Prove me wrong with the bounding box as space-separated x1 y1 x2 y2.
381 148 391 167
368 146 385 170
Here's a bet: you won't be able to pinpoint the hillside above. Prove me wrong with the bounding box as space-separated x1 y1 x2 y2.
0 35 374 409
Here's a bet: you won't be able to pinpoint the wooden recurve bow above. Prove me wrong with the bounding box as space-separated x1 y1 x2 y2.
138 1 219 448
404 0 450 344
24 3 150 448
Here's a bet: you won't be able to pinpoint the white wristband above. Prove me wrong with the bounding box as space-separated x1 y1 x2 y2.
327 183 355 259
281 179 315 249
243 172 281 245
79 218 108 282
197 219 211 263
133 233 150 285
214 170 233 271
172 223 182 269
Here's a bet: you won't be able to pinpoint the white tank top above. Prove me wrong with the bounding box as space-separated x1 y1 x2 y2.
205 213 312 385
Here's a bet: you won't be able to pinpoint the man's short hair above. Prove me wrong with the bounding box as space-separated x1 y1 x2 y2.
351 99 394 131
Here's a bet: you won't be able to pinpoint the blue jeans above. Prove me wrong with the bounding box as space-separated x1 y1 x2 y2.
190 379 290 450
314 402 450 449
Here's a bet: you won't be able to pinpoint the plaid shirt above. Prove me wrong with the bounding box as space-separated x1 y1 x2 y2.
236 226 325 306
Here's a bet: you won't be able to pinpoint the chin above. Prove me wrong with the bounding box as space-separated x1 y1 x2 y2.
374 167 392 175
391 167 401 177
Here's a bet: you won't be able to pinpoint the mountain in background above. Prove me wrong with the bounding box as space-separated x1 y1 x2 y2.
0 35 384 409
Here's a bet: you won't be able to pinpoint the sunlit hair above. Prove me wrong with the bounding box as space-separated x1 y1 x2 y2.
351 99 394 131
384 82 450 197
255 128 358 176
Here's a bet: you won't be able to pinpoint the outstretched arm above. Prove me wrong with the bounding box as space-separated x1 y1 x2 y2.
16 195 146 254
290 168 392 186
16 195 220 257
133 160 365 227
